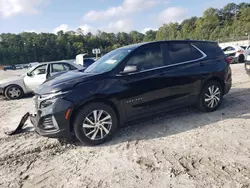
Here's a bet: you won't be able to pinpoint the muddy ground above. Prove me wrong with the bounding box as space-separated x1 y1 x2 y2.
0 64 249 188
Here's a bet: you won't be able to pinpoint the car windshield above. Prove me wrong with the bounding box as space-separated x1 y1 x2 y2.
84 48 132 73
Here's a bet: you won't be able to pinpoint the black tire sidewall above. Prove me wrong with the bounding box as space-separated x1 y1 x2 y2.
238 54 245 63
199 81 223 112
5 85 24 100
73 103 118 145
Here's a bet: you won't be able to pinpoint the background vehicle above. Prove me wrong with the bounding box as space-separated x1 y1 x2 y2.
241 45 250 61
3 65 16 71
75 54 95 67
0 61 84 100
31 40 232 145
222 45 247 63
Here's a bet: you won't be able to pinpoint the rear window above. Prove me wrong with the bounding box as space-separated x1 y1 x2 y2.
168 42 203 64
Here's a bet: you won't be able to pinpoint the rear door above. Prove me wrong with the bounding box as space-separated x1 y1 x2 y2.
49 62 79 77
161 41 207 106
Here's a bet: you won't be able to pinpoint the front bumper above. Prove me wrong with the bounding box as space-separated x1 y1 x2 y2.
30 97 73 139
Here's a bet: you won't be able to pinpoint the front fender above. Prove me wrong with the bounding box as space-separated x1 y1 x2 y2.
1 78 30 94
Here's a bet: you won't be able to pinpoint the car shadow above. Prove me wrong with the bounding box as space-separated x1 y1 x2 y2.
103 87 250 146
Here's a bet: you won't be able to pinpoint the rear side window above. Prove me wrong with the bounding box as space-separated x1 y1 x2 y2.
168 42 203 64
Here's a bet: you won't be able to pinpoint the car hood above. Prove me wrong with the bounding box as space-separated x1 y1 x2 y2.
35 71 98 95
0 75 23 85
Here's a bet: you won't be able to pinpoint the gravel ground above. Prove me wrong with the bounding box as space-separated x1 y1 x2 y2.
0 64 250 188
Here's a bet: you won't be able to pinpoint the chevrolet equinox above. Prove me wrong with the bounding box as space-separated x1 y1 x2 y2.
31 40 232 145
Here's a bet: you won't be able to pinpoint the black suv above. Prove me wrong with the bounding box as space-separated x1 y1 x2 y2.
31 40 232 145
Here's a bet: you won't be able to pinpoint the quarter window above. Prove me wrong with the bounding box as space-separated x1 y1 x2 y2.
126 44 164 71
168 42 203 64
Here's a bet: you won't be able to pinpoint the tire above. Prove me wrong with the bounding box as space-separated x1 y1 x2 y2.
198 81 223 112
73 102 118 145
237 54 245 63
5 85 24 100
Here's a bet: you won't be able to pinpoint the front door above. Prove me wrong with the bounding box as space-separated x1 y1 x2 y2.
117 43 170 120
23 64 48 92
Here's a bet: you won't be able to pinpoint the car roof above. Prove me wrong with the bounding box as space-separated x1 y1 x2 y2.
119 40 217 50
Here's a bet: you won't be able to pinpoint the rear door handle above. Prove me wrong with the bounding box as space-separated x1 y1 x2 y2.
200 62 205 66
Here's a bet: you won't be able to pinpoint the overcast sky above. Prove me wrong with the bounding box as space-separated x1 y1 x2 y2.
0 0 245 34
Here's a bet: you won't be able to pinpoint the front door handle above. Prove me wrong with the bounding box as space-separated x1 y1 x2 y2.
200 62 205 66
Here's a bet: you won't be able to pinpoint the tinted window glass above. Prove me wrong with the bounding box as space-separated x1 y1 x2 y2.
194 42 223 57
168 42 202 64
126 44 164 71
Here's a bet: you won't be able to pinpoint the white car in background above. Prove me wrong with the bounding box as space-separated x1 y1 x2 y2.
0 61 84 100
241 45 250 61
222 45 248 63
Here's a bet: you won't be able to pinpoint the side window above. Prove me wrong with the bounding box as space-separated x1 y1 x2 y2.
52 63 65 73
31 64 47 75
168 42 202 64
64 63 77 70
126 44 164 71
223 46 235 52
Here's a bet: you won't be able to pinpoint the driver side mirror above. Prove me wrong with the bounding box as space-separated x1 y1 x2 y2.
120 65 137 75
27 72 32 77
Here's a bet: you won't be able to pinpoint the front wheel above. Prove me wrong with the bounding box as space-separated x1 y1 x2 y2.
5 85 24 100
198 81 223 112
73 103 118 145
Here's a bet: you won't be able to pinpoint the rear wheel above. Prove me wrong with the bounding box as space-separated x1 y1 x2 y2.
5 85 24 100
237 54 245 63
73 103 118 145
198 81 223 112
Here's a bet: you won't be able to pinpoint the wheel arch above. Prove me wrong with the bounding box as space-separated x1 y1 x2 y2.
201 77 225 95
69 98 121 133
3 83 24 94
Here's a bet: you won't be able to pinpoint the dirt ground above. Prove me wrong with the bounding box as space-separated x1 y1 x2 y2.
0 64 249 188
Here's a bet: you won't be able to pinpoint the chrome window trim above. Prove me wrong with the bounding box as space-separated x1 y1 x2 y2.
117 44 207 76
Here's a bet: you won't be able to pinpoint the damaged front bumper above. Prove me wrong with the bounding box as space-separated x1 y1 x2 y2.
30 97 73 139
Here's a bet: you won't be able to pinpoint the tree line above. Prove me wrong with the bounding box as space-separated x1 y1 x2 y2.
0 2 249 65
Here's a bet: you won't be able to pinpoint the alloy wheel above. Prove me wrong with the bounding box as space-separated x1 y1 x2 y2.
204 85 221 108
82 110 112 140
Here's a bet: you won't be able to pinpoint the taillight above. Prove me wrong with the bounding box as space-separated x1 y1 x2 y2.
225 57 231 64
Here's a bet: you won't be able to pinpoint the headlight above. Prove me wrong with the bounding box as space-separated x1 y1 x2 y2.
39 91 70 109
